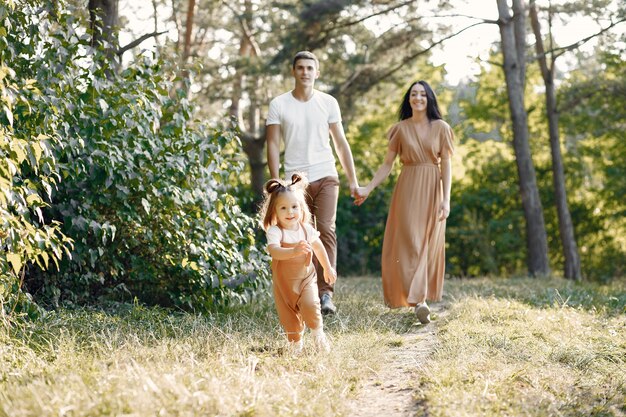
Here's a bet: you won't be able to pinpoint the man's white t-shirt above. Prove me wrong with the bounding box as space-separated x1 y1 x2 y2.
266 90 341 182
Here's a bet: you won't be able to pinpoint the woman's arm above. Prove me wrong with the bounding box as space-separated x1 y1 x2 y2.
354 148 397 205
439 157 452 221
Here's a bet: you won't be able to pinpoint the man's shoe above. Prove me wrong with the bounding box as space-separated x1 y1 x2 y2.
320 293 337 315
415 302 431 324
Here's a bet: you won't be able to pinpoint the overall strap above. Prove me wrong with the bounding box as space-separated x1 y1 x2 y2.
301 222 313 265
301 222 309 242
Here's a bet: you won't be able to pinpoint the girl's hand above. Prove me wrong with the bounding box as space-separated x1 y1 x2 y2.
354 186 370 206
292 240 312 256
438 200 450 221
324 267 337 284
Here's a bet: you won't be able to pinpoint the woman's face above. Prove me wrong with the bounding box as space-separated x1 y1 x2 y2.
409 83 428 115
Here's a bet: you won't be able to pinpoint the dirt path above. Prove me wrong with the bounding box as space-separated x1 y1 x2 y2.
349 304 444 417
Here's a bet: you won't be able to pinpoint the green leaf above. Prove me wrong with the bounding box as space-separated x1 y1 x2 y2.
6 252 22 275
141 198 150 214
3 106 12 127
31 141 42 164
26 193 41 205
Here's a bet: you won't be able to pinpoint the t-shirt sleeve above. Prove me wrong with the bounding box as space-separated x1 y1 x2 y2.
266 98 281 126
266 226 282 248
304 224 321 243
439 121 455 160
327 96 342 124
387 123 401 153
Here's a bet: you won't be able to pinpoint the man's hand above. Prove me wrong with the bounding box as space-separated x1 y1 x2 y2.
349 182 359 199
353 186 370 206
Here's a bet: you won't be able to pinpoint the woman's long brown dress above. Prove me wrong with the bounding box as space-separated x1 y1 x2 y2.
381 118 454 308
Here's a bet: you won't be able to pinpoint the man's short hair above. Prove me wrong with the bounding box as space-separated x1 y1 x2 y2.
292 51 319 69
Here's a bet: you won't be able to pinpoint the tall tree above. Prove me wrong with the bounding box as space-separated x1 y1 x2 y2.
88 0 119 66
559 38 626 279
227 0 265 196
496 0 551 276
528 0 581 279
89 0 166 68
182 0 196 63
180 0 196 90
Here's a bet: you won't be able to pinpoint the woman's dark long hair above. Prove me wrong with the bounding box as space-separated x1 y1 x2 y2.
398 80 442 121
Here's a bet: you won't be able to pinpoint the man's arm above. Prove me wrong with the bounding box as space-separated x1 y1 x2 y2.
354 148 397 206
329 122 359 195
266 124 281 179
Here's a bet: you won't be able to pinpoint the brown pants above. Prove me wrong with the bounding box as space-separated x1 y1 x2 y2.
271 240 323 342
305 176 339 296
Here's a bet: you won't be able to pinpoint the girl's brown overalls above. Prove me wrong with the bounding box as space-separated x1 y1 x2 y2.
271 225 323 342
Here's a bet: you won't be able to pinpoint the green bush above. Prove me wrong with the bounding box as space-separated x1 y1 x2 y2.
0 1 72 320
446 140 526 277
6 0 270 312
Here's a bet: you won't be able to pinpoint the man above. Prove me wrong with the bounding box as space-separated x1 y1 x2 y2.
266 50 359 315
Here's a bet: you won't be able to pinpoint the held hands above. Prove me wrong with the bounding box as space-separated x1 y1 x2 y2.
349 183 359 200
323 267 337 285
350 182 369 206
353 186 370 206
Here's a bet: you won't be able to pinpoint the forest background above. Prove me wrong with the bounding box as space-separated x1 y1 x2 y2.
1 0 625 318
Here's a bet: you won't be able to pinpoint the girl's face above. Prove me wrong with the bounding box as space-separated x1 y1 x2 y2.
274 191 302 230
409 83 428 115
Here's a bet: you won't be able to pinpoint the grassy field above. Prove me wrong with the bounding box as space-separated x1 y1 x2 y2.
1 276 624 417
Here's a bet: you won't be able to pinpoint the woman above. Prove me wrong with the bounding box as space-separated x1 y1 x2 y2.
355 80 454 323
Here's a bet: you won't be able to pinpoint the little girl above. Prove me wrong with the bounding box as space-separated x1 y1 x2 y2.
260 173 336 353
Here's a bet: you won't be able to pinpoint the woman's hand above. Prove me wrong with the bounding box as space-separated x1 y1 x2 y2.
354 186 370 206
324 267 337 284
438 200 450 221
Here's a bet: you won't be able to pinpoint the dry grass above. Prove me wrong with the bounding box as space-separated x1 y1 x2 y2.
419 277 626 417
1 276 624 417
0 278 412 417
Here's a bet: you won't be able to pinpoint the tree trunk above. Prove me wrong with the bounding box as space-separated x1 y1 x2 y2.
529 1 582 280
182 0 196 63
230 0 265 197
496 0 551 276
179 0 196 90
88 0 119 66
242 131 266 197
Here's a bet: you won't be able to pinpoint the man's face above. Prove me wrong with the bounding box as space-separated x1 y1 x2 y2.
292 58 319 87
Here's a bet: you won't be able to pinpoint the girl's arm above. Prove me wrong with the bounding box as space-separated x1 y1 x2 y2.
311 239 337 284
354 148 397 206
268 241 312 260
